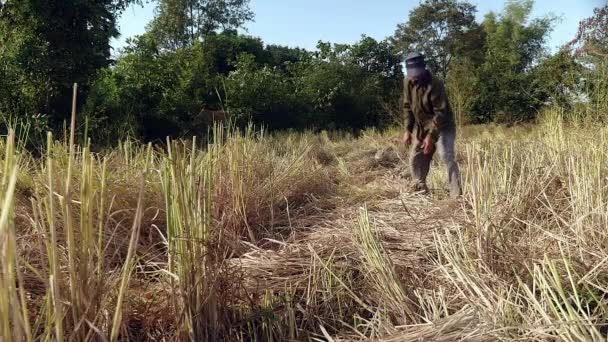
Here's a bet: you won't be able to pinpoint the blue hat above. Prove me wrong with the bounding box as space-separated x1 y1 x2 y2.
405 52 426 78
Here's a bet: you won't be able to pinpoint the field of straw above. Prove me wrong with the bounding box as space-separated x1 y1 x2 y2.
2 108 608 341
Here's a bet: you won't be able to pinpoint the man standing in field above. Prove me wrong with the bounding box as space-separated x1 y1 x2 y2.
401 52 462 198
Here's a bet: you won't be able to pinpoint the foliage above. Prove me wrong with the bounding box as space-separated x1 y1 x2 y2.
224 54 308 129
2 0 606 145
564 5 608 120
534 51 584 110
393 0 484 79
85 32 273 142
264 44 310 70
224 37 402 132
86 34 402 142
147 0 254 50
470 0 555 123
445 58 478 125
299 49 388 130
0 0 141 130
568 5 608 60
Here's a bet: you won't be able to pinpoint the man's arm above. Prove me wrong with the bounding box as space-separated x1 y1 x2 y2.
428 79 453 142
403 80 415 133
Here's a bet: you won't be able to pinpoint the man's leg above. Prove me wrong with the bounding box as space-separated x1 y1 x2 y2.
438 127 462 198
409 141 433 193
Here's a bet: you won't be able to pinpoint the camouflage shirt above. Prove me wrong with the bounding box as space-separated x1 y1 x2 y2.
403 75 455 142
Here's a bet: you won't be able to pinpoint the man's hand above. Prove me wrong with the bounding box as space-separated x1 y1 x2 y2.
421 135 435 155
402 131 412 145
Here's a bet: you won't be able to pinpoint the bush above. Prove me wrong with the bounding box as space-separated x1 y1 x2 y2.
223 54 307 129
85 34 402 142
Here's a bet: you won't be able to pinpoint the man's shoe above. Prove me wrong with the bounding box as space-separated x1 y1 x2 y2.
413 182 429 194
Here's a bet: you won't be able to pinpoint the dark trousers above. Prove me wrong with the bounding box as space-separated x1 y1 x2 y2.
410 127 461 198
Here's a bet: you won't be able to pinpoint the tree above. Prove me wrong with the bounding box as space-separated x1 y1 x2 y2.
393 0 484 79
566 5 608 118
471 0 555 123
0 0 141 128
297 39 402 131
148 0 254 50
568 5 607 59
264 45 310 70
446 58 478 125
84 31 273 142
224 53 305 129
221 36 403 133
85 31 405 142
534 51 583 110
347 36 403 81
198 30 266 75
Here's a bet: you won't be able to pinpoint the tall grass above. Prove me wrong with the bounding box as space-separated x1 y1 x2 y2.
2 87 608 340
0 130 30 341
422 107 608 340
161 136 219 340
0 106 336 339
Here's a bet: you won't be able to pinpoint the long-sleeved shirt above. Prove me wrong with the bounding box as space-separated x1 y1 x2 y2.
403 76 455 142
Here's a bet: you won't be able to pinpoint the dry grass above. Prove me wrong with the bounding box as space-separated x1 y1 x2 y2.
2 105 608 341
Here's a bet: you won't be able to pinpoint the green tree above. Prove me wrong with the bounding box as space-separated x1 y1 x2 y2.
0 3 46 119
299 39 401 131
534 51 583 110
566 6 608 118
471 0 555 123
223 37 402 132
199 30 265 75
393 0 484 79
224 53 305 128
347 36 403 81
86 31 403 142
84 31 271 142
341 36 404 127
0 0 141 129
148 0 254 50
264 45 310 70
85 33 181 142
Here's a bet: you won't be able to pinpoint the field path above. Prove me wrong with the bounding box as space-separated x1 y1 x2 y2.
236 148 474 340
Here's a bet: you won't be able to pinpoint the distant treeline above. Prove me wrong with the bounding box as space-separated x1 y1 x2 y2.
0 0 606 145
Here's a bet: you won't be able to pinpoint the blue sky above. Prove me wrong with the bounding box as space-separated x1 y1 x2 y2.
111 0 606 54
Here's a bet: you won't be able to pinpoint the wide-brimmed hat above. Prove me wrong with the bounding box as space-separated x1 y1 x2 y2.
405 52 426 78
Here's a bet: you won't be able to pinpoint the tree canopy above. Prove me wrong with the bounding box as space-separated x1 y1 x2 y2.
568 5 607 59
147 0 254 50
471 0 555 123
393 0 484 79
0 0 605 146
0 0 141 126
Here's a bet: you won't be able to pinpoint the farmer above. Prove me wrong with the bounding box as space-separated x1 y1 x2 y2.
401 52 461 198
